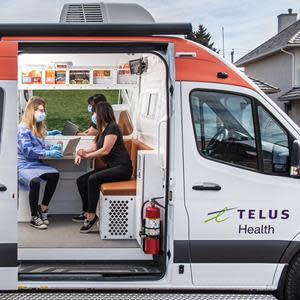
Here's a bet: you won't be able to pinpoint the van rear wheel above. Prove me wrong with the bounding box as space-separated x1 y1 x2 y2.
285 253 300 300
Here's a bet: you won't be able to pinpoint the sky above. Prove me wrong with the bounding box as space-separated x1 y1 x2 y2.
0 0 299 61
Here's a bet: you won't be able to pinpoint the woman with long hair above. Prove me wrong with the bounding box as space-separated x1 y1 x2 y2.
74 101 132 233
18 96 63 229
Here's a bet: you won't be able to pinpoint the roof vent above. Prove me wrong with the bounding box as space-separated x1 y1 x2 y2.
61 3 103 23
60 2 155 24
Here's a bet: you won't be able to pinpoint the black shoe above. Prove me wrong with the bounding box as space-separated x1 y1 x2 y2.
38 205 49 225
72 213 86 223
30 216 48 230
80 216 98 233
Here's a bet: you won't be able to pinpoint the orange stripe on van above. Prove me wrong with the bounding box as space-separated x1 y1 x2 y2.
2 36 253 90
0 41 18 80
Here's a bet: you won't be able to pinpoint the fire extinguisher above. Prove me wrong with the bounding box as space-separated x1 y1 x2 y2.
140 197 164 255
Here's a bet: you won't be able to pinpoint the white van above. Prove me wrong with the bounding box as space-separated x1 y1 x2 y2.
0 3 299 300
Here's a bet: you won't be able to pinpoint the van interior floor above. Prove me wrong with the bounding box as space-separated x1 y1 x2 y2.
18 214 139 248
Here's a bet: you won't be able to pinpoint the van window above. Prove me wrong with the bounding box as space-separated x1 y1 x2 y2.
190 91 258 170
0 88 3 148
258 105 290 174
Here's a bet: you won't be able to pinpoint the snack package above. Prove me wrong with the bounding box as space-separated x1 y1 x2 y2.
93 69 112 84
45 68 55 84
22 68 43 84
69 70 90 84
55 70 66 84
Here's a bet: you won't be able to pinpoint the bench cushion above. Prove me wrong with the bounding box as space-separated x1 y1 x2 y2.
101 179 136 196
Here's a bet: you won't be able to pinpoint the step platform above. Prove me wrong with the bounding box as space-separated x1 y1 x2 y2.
0 293 277 299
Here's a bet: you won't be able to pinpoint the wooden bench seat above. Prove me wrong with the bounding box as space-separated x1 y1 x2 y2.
97 139 152 196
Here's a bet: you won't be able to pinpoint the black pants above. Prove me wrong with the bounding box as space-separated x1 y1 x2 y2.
29 173 59 217
76 165 132 213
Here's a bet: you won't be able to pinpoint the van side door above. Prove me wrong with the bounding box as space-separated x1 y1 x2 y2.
180 82 300 289
0 41 18 289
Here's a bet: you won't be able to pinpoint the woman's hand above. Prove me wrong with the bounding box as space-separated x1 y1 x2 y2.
74 154 81 166
77 149 85 156
81 151 89 158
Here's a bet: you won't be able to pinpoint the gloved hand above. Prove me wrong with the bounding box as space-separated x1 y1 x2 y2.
48 144 62 151
47 130 62 136
45 149 63 158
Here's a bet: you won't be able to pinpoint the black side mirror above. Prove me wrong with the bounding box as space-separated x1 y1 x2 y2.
290 140 300 177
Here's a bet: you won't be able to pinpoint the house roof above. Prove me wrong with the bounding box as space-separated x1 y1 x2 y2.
236 19 300 67
248 76 280 94
278 87 300 101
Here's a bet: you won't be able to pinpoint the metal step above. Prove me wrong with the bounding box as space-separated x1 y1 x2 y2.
19 262 161 275
0 293 277 300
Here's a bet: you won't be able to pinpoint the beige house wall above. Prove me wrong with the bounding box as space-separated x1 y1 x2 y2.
289 101 300 125
244 52 293 110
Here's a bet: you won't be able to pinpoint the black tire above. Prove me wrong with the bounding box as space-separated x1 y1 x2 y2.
285 253 300 300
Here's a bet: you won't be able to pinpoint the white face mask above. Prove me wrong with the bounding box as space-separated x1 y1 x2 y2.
35 111 46 123
88 105 93 113
92 114 97 125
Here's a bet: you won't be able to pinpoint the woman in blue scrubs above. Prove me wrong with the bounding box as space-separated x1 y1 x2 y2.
18 96 63 229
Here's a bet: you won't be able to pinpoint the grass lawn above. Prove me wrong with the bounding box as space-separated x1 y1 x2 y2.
33 90 119 131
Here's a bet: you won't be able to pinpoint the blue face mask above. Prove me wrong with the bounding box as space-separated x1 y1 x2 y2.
35 112 46 123
92 114 97 125
87 105 93 113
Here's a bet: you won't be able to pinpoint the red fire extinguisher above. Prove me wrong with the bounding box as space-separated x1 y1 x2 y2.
140 197 164 255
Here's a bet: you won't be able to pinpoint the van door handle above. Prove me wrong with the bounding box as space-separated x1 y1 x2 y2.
0 184 7 192
192 183 221 191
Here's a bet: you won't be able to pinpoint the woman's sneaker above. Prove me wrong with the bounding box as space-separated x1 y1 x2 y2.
80 216 98 233
38 205 49 225
30 216 48 230
72 213 86 223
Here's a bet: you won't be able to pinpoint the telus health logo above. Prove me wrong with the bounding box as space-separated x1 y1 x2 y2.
204 207 237 223
204 207 290 235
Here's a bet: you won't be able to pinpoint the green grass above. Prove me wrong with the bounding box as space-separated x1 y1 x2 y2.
33 90 119 131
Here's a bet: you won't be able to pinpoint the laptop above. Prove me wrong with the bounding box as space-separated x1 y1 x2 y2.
62 137 81 156
62 121 79 136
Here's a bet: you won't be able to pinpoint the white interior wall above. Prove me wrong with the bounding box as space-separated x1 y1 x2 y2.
135 54 167 151
18 53 142 68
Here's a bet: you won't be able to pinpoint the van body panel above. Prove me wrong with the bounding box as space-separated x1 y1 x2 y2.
0 79 18 289
181 81 300 287
0 42 18 80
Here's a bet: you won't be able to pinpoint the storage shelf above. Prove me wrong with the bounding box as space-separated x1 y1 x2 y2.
18 84 137 90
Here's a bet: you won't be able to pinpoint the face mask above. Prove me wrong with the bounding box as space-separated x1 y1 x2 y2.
91 114 97 125
35 112 46 123
87 105 93 113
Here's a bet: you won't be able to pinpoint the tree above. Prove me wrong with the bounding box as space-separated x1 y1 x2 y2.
186 24 219 52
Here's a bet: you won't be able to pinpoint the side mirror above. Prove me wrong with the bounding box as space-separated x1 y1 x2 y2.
290 140 300 177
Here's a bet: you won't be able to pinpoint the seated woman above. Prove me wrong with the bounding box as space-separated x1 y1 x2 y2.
74 101 132 233
18 96 63 230
77 94 107 136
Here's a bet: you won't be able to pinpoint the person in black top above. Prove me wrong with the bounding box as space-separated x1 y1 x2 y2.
73 101 132 233
77 94 107 136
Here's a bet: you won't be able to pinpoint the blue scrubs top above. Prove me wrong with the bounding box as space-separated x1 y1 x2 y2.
18 123 58 189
